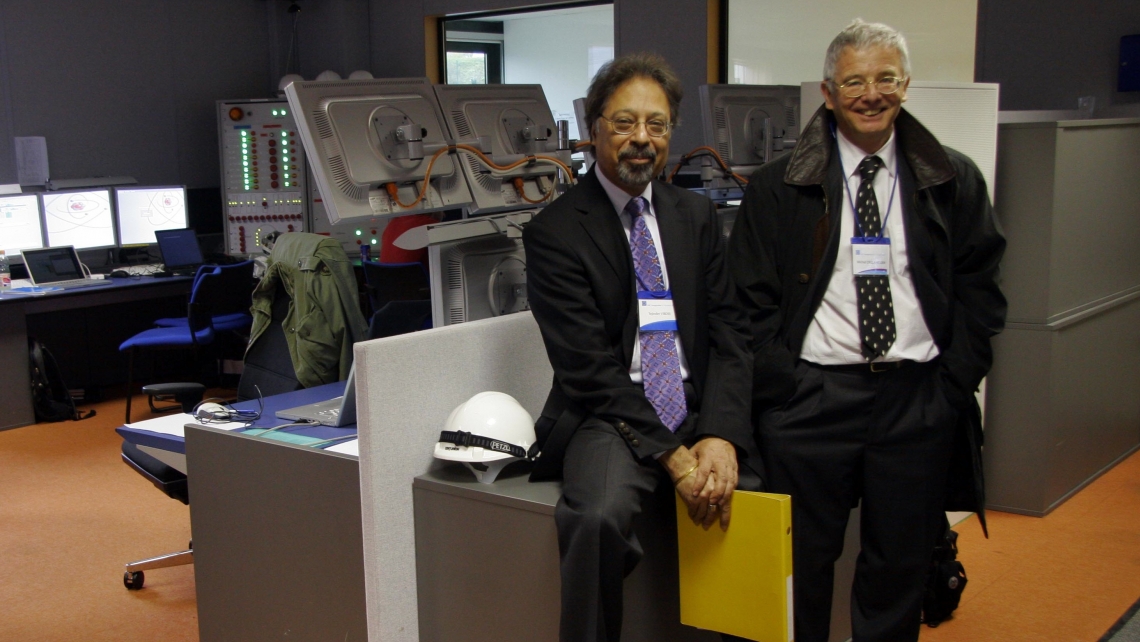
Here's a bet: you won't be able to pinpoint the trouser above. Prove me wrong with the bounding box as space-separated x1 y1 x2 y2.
555 418 762 642
758 359 956 642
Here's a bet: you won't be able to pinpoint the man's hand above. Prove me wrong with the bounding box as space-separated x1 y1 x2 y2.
689 437 739 530
659 446 712 526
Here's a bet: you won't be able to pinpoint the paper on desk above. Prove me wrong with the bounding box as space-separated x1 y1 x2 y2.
126 412 249 438
325 439 359 456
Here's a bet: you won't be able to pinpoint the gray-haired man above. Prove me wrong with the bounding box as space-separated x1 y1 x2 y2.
728 19 1006 642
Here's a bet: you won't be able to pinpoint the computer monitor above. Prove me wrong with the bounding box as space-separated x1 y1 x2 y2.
284 78 473 224
115 186 188 246
41 189 116 249
0 193 46 256
434 84 570 214
424 211 535 327
699 84 801 179
154 228 205 274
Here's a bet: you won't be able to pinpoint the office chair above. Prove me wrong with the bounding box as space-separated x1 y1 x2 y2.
368 300 434 339
152 260 255 332
360 260 430 316
237 280 302 401
120 393 198 590
119 266 240 424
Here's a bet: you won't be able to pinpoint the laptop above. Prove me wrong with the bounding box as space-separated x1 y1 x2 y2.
274 364 357 427
22 246 114 290
154 228 205 277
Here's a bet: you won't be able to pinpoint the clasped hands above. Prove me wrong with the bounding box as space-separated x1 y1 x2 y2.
659 437 738 531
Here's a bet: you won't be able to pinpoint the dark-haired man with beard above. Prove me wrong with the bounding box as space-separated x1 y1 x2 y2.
524 53 757 642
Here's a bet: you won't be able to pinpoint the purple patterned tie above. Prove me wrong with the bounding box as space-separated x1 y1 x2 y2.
627 196 688 432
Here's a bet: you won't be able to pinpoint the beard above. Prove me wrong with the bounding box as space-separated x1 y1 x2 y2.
615 145 658 187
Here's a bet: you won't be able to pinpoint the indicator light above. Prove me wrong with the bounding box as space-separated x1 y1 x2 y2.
371 238 378 245
355 229 362 236
229 107 244 121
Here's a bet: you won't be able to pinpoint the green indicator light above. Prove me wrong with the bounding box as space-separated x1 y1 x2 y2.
284 181 290 187
355 230 362 236
282 109 287 115
283 155 289 161
371 238 378 245
281 132 287 138
243 161 249 167
283 165 290 171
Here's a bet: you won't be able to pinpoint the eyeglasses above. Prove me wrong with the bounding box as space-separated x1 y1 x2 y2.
832 76 907 98
598 115 671 138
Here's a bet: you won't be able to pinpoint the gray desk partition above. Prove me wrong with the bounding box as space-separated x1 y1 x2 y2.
186 425 367 642
354 312 553 642
986 117 1140 515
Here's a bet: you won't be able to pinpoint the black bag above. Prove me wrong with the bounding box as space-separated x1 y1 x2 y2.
922 523 968 627
28 338 96 423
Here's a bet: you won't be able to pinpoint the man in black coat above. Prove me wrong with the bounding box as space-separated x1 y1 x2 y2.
727 19 1006 642
524 53 756 642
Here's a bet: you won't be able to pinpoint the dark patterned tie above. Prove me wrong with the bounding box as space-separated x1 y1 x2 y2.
627 196 688 431
855 156 897 360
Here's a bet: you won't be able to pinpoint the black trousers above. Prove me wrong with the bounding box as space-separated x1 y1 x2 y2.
758 359 956 642
556 418 762 642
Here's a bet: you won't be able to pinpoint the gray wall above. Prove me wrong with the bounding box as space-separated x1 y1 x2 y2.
4 0 1137 187
976 0 1140 111
0 0 270 187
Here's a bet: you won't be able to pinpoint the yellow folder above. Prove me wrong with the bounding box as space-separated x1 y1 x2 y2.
675 491 794 642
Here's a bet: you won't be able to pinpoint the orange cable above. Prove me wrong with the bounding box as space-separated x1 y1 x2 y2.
667 145 749 185
384 144 576 210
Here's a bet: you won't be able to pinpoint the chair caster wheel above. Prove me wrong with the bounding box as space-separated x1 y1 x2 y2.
124 571 145 590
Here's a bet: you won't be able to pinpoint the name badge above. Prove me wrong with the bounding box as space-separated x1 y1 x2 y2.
638 291 678 332
851 237 890 276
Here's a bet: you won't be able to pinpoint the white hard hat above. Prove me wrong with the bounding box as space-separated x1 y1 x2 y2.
434 391 535 483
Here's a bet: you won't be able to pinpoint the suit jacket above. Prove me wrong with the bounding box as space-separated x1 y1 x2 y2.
727 105 1007 529
523 168 754 480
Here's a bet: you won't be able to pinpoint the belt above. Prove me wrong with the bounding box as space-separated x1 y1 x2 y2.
808 359 917 374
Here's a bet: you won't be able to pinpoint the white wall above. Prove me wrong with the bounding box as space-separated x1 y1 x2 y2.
727 0 977 85
502 5 615 140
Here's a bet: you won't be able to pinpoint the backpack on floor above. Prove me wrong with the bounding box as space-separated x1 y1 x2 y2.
28 338 96 422
922 523 968 627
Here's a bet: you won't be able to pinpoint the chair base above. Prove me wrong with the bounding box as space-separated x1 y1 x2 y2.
123 544 194 590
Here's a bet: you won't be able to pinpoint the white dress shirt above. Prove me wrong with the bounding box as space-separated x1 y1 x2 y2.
799 130 939 365
595 169 691 383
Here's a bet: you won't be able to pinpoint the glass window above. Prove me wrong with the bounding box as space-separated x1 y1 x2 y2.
442 3 614 140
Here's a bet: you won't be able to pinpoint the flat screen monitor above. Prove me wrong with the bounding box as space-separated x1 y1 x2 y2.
285 78 472 224
0 193 46 256
434 84 568 214
41 189 116 249
699 84 801 178
115 186 188 245
154 228 204 273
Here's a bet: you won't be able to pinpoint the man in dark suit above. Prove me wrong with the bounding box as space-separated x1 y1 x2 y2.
727 19 1006 642
524 53 756 642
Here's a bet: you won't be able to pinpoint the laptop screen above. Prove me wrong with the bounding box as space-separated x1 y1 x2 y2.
155 228 204 271
23 246 84 284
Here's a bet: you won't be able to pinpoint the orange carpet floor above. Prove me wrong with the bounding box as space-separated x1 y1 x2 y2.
1 391 1138 641
923 448 1140 641
0 393 202 642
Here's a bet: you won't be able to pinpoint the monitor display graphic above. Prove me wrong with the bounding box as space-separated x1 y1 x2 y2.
42 189 116 249
0 193 45 255
116 186 188 245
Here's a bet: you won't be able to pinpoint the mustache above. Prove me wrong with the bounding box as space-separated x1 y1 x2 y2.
618 146 657 162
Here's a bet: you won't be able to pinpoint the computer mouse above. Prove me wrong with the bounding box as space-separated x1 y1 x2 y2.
195 402 231 421
109 270 130 278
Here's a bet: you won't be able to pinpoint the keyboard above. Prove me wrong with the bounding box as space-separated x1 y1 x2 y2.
44 278 114 290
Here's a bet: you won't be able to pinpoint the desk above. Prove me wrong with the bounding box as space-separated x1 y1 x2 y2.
117 384 367 642
1 275 194 430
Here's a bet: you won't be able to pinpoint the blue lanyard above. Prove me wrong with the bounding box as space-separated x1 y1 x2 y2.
829 122 898 239
838 154 898 239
